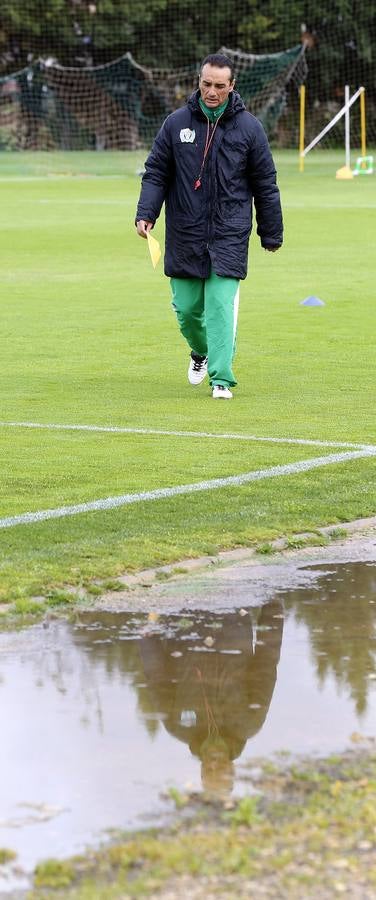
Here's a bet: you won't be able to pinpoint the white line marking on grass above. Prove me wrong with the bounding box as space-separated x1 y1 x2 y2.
1 448 375 530
0 422 374 451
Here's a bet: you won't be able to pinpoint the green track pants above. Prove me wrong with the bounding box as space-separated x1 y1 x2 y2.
171 270 239 387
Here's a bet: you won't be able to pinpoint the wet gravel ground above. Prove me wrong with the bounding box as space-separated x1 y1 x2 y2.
87 523 376 615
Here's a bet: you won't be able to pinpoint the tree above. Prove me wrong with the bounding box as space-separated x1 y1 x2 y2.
1 0 375 105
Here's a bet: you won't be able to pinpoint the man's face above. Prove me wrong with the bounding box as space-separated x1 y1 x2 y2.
199 64 234 108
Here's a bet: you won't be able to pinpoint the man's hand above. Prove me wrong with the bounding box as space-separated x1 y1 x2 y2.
136 220 154 239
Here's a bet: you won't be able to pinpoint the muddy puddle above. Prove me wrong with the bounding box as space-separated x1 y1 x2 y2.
0 559 375 892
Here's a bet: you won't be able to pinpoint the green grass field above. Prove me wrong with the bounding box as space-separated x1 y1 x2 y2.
0 149 375 604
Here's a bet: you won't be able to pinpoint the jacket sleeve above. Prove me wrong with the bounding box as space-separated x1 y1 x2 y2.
247 119 283 248
135 116 173 224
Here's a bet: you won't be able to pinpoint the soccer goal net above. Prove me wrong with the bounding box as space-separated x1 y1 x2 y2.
0 45 306 151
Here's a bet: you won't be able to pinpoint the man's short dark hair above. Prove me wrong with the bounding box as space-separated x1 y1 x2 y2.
200 54 235 82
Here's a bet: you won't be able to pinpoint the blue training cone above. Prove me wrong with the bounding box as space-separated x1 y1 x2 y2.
300 296 325 307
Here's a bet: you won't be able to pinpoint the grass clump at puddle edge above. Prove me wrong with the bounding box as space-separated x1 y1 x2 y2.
0 847 17 865
0 524 353 629
28 748 376 899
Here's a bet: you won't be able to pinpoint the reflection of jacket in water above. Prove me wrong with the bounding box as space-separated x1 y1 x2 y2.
139 601 283 763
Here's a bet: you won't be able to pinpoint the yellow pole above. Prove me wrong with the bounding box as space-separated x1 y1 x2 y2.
299 84 306 172
360 87 366 158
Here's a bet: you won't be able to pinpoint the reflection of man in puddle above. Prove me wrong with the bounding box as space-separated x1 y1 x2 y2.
138 600 283 798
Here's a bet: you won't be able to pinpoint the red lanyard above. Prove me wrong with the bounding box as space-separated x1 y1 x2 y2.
194 116 222 190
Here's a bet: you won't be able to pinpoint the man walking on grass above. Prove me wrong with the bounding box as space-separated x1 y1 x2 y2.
136 53 283 399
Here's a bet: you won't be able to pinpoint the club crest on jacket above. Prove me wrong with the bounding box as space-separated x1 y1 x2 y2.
180 128 196 143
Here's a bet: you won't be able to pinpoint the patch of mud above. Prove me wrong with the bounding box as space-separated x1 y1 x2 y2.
88 521 376 614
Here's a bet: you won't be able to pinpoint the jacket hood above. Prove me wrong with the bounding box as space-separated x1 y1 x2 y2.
187 89 246 118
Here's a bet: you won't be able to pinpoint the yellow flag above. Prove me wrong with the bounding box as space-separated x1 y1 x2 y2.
147 231 161 269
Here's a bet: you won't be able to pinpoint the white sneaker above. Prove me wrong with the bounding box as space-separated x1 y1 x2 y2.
188 352 208 385
212 385 233 399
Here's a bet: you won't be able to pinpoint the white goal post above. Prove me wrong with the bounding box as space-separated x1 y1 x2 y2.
300 85 365 169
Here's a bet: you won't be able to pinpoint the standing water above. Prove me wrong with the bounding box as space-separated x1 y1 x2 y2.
0 560 375 891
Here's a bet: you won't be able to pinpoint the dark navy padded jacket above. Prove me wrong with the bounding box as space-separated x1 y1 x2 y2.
136 89 283 280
